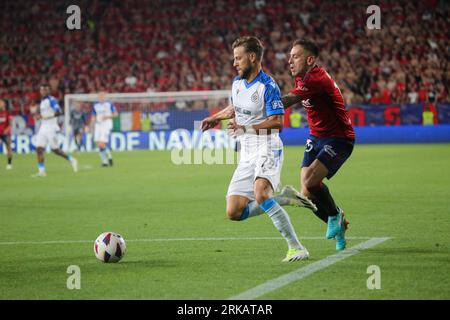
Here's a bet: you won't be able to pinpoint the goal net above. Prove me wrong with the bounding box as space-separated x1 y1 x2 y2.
62 90 233 153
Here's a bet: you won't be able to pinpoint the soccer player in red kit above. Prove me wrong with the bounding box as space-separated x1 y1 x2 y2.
0 99 13 170
281 39 355 251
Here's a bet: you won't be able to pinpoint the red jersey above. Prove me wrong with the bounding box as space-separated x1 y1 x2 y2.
0 110 12 135
291 66 355 140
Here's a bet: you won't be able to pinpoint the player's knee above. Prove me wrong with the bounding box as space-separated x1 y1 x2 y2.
226 207 243 221
226 201 248 221
254 193 270 205
254 180 272 205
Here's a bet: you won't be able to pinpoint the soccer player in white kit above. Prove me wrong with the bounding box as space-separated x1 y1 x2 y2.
91 92 118 167
201 37 310 262
34 84 78 177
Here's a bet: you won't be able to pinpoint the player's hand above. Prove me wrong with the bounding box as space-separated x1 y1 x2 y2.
227 119 244 137
201 117 219 132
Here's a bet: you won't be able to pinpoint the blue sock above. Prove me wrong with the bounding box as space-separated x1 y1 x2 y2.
38 162 45 171
239 201 264 221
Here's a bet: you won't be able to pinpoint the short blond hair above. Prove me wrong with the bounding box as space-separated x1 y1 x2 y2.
232 36 264 61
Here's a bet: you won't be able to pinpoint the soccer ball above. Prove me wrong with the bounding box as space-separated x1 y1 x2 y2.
94 232 126 263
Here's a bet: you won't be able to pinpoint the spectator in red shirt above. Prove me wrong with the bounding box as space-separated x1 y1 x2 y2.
0 99 13 169
417 86 428 103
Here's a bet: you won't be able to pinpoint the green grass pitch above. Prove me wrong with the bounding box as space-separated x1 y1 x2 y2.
0 144 449 299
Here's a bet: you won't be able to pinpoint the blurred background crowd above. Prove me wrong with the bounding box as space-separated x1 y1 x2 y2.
0 0 448 114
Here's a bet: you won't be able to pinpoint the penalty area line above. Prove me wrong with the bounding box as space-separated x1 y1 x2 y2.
0 236 378 246
227 237 391 300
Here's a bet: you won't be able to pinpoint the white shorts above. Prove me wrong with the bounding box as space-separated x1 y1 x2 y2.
36 129 60 149
94 125 111 143
226 139 284 200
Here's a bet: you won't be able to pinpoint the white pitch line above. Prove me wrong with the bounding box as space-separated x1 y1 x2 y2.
228 237 391 300
0 236 375 246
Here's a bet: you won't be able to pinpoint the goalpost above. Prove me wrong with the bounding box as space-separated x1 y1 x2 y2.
63 90 231 152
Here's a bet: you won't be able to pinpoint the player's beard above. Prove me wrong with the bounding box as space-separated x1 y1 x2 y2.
298 61 311 78
291 60 307 78
241 65 253 80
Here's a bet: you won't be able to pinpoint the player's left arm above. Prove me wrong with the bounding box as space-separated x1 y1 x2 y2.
229 114 283 132
53 110 63 117
111 103 118 118
104 103 118 120
252 114 284 132
228 114 284 134
42 98 63 119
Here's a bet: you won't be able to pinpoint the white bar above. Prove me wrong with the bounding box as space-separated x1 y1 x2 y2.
228 237 391 300
65 90 230 102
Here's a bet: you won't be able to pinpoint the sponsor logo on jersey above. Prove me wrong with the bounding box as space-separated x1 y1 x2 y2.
251 91 259 103
271 100 283 110
302 99 312 108
235 106 252 115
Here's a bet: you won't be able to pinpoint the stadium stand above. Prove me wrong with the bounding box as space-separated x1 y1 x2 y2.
0 0 448 115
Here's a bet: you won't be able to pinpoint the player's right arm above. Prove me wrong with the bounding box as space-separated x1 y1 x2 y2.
31 104 41 120
282 73 326 109
281 93 303 109
201 104 235 131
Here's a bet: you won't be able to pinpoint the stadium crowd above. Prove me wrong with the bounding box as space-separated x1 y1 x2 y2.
0 0 448 113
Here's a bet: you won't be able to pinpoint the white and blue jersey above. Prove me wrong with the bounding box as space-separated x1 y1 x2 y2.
39 95 61 130
231 70 284 161
226 70 285 198
231 70 284 127
92 101 117 130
